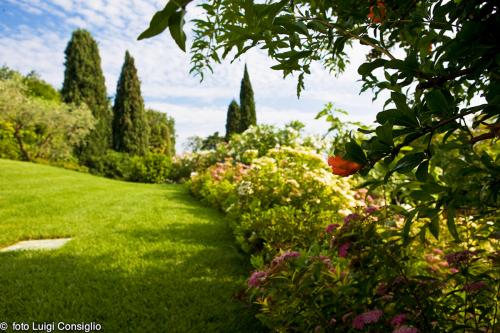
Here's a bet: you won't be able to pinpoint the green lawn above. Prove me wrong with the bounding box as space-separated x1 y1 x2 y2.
0 159 264 332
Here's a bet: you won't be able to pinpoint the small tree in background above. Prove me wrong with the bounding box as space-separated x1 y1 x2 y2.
239 65 256 133
0 75 95 162
146 109 176 156
225 99 241 140
112 51 149 156
61 29 111 162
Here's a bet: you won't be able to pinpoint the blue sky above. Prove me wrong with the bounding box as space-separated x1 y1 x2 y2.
0 0 384 152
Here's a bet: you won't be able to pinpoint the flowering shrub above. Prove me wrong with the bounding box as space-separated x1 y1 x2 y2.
229 147 356 258
189 158 249 211
246 207 499 332
227 122 326 160
169 150 220 182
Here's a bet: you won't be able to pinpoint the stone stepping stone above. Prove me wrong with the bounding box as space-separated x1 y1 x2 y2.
0 238 72 252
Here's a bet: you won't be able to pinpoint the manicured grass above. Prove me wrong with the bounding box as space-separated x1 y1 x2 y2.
0 159 264 332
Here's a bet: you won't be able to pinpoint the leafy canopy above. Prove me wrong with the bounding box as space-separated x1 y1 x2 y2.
139 1 499 240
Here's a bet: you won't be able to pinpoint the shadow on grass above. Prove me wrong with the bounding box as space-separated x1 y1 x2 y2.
0 248 266 333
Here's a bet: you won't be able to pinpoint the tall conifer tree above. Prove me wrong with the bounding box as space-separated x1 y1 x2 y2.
225 99 241 139
61 29 111 160
112 51 148 156
239 64 256 132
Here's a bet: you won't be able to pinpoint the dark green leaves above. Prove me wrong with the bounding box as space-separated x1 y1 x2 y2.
429 216 440 240
415 160 429 182
358 58 387 77
393 152 426 174
390 92 418 127
446 207 460 241
425 90 450 115
168 9 187 51
138 2 178 40
344 140 368 165
375 122 393 146
138 1 188 51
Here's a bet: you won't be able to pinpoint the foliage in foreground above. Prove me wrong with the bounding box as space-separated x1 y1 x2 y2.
175 119 498 332
140 2 499 330
248 209 498 333
141 0 499 244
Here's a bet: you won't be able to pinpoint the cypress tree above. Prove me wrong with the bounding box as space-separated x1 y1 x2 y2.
239 64 256 132
61 29 111 160
225 99 241 139
112 51 148 156
146 109 176 156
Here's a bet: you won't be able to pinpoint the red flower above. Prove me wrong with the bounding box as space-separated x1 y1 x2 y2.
368 1 386 23
328 156 363 177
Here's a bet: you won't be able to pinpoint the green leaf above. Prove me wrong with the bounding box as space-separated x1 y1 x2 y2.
390 92 418 127
410 190 433 202
429 216 440 240
293 21 309 35
415 160 429 181
375 122 393 145
403 210 417 244
426 90 449 114
250 254 264 269
138 1 178 40
344 140 368 165
393 152 425 174
446 206 460 241
168 9 187 52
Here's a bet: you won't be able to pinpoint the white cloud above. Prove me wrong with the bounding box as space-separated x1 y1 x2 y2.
0 0 384 152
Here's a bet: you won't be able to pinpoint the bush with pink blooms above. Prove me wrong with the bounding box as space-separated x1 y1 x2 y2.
182 120 498 333
246 206 498 332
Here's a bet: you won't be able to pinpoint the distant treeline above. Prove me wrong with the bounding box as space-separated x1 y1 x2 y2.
0 29 176 182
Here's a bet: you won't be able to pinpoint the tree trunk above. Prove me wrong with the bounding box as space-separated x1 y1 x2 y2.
13 125 31 161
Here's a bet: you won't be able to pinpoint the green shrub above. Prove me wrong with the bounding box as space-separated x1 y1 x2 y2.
90 151 172 183
129 153 172 183
90 150 134 180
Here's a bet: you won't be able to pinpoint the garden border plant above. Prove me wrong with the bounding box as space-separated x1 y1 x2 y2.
139 1 499 331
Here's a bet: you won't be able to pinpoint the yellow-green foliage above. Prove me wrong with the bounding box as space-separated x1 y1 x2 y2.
0 76 95 162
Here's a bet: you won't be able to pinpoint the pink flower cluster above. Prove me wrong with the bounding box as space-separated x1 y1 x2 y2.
248 271 267 288
444 250 476 265
364 206 379 214
390 314 407 327
463 281 486 293
271 250 300 266
352 309 383 330
209 161 249 182
210 162 226 182
393 325 419 333
338 242 351 258
343 213 360 224
314 255 334 271
325 223 340 234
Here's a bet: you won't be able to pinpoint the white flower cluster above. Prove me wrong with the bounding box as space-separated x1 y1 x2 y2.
237 181 254 196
